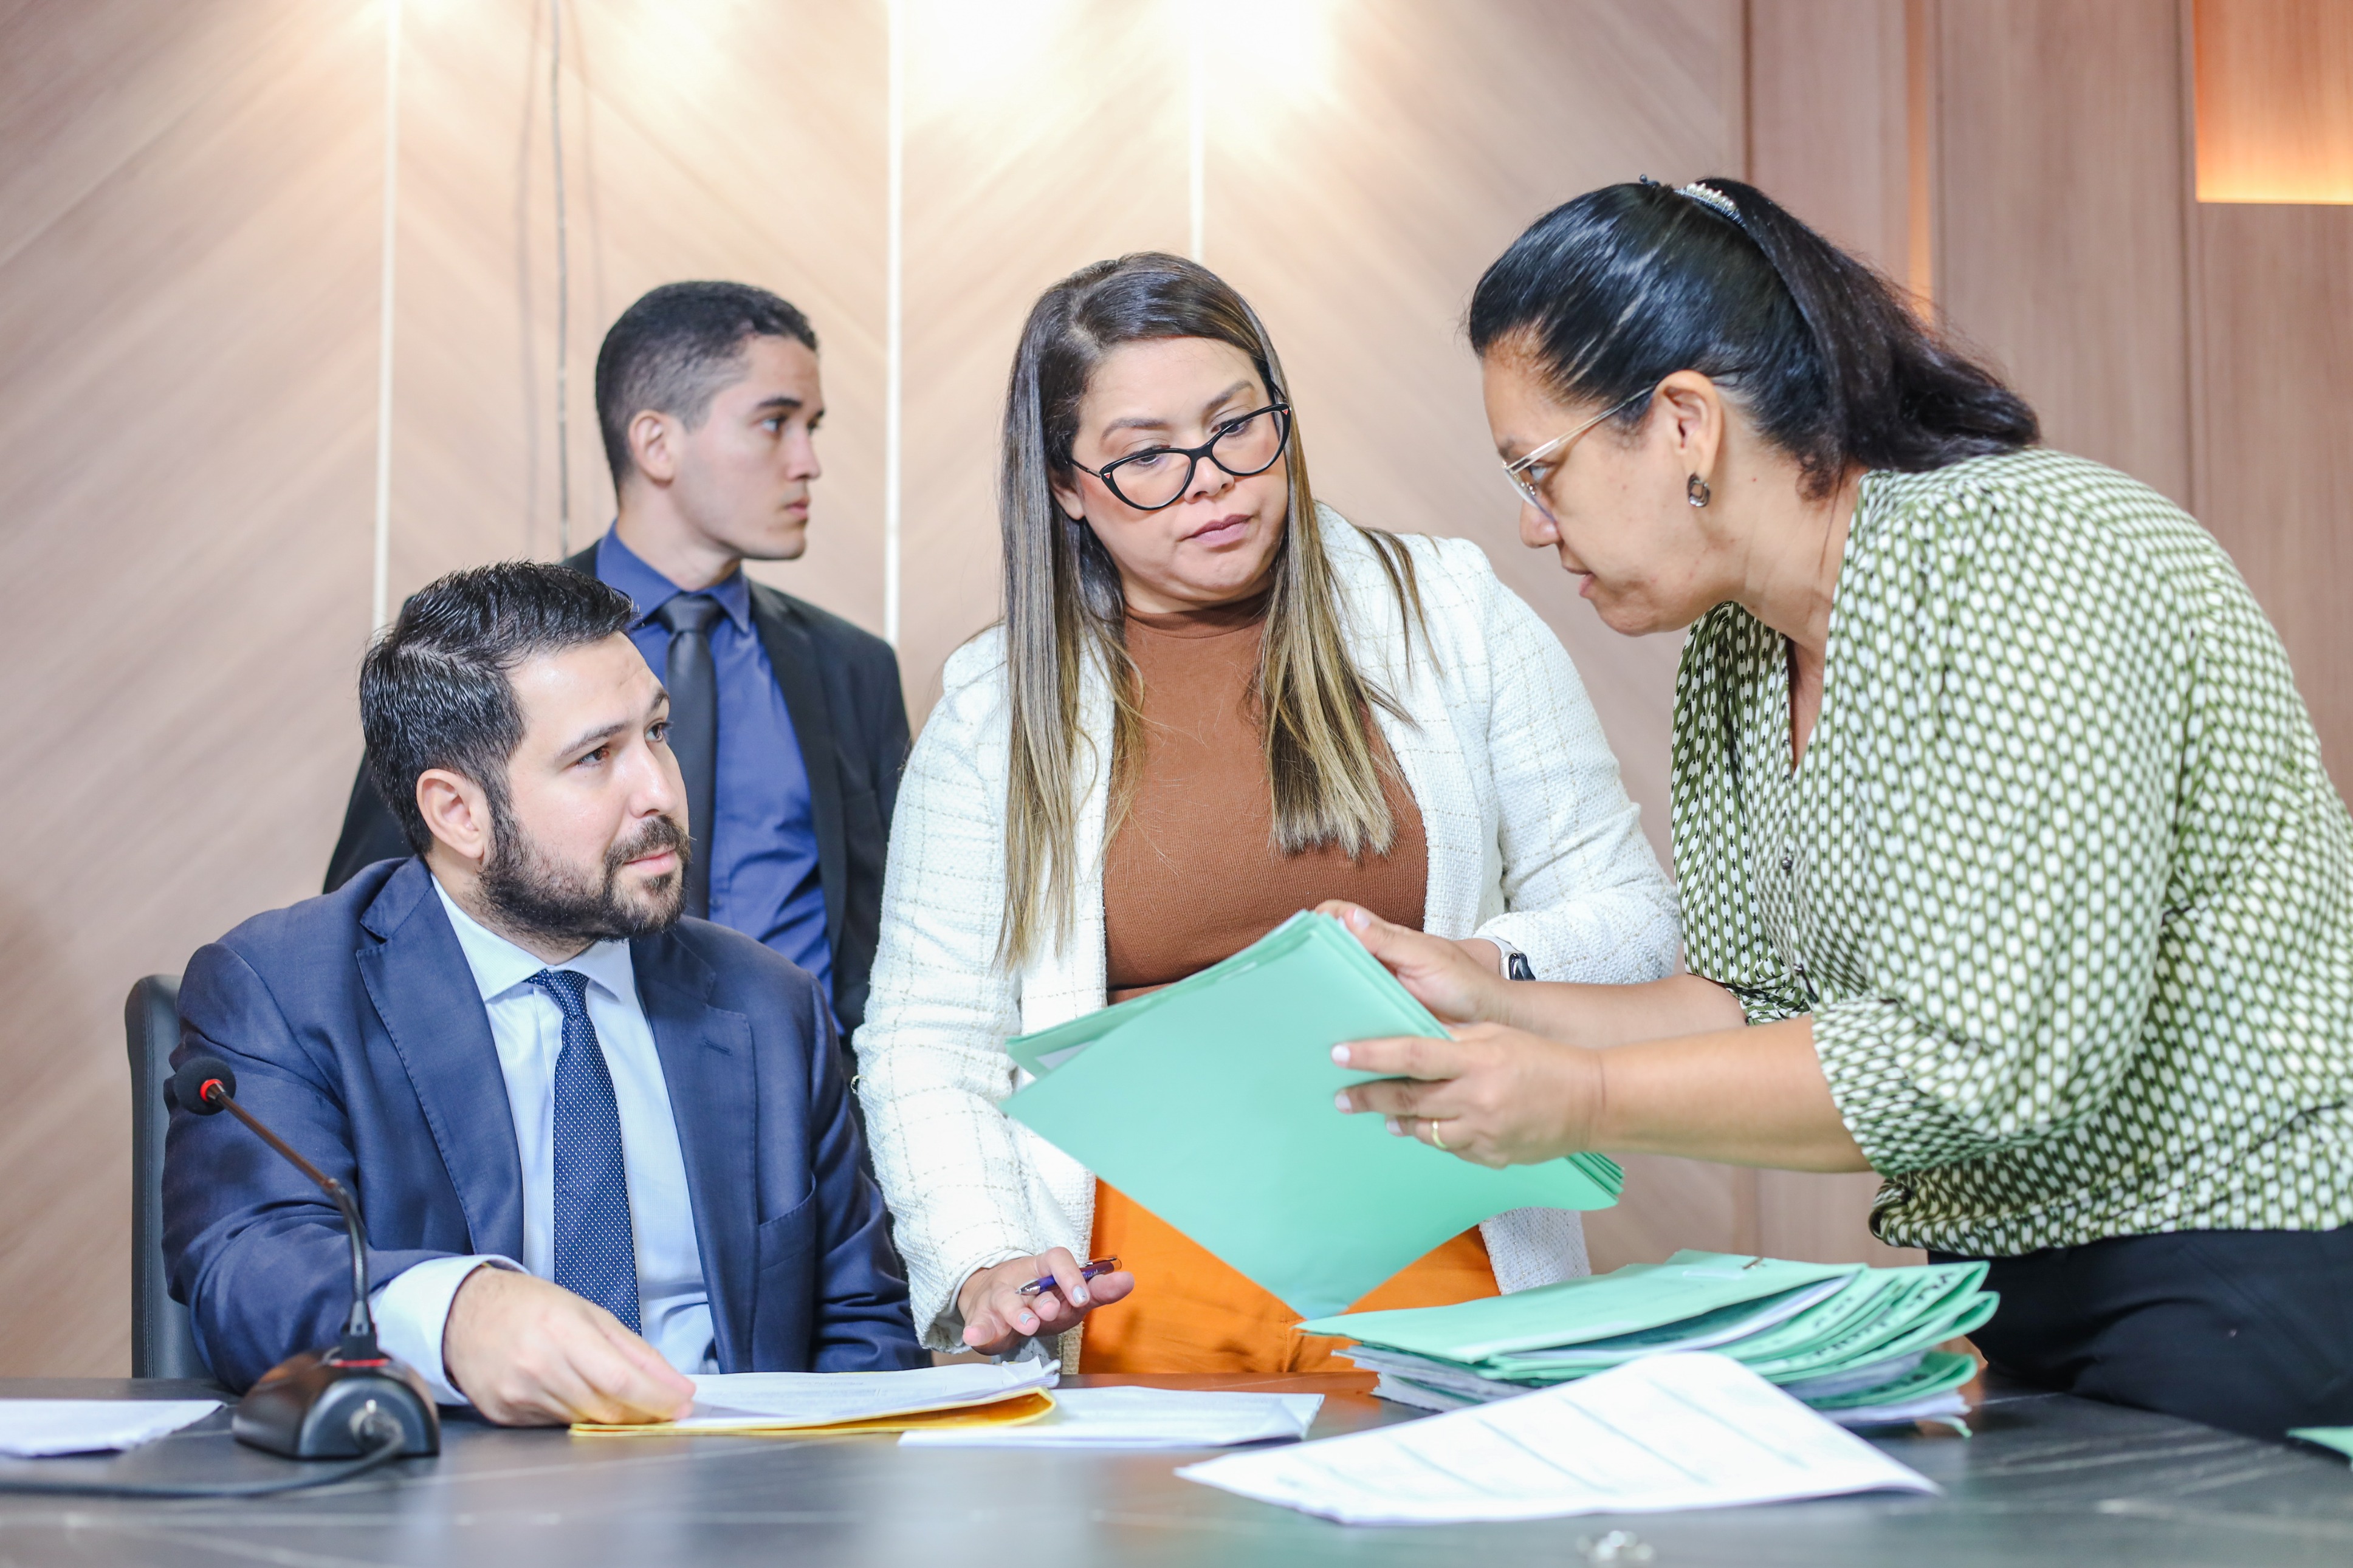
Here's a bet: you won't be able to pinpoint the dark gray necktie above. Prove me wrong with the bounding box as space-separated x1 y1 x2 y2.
652 594 723 919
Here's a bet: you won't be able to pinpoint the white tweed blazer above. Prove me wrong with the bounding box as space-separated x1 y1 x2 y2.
855 513 1681 1351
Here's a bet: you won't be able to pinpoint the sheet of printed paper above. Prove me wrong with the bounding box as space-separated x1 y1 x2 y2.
0 1400 221 1457
1178 1352 1934 1525
902 1387 1321 1448
676 1363 1056 1429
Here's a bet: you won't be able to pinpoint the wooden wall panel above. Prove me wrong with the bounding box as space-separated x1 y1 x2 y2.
0 0 382 1375
1748 0 1916 282
1935 0 2194 505
2193 0 2353 204
893 0 1190 714
2192 205 2353 779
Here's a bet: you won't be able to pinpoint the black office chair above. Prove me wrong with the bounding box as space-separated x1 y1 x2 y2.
125 973 210 1379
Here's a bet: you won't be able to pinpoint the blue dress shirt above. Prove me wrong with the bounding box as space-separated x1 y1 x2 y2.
373 881 716 1404
596 530 833 1002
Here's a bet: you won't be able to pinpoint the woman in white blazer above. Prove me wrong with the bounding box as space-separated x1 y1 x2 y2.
854 253 1678 1371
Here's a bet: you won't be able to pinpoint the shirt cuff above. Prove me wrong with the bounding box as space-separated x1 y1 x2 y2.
1811 998 2002 1174
369 1255 523 1406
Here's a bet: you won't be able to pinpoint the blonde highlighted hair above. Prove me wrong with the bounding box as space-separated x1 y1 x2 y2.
995 252 1424 969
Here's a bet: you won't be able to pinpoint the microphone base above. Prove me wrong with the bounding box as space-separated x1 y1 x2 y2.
233 1350 441 1460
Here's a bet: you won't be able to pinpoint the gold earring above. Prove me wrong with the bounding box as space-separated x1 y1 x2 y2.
1686 474 1711 508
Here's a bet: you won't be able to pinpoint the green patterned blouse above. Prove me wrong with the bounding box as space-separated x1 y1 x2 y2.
1672 449 2353 1256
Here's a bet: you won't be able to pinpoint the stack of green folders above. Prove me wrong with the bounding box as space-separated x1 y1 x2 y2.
1302 1250 1996 1429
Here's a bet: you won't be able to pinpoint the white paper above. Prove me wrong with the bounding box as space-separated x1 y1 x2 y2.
1822 1391 1968 1429
901 1386 1321 1448
673 1362 1056 1431
1178 1352 1936 1525
0 1400 221 1457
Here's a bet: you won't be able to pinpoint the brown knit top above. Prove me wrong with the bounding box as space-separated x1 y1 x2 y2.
1084 586 1493 1377
1102 587 1429 999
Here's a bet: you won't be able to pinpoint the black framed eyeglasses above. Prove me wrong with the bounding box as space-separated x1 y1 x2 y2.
1069 402 1292 512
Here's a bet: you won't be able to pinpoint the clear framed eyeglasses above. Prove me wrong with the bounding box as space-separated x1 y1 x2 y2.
1502 391 1648 519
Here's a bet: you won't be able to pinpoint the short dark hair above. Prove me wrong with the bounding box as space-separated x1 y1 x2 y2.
361 562 639 855
594 281 818 487
1468 179 2036 499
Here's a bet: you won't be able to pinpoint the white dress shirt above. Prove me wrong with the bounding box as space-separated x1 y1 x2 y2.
369 880 715 1404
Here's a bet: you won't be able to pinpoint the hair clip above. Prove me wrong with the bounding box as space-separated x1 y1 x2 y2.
1676 182 1742 223
1638 174 1743 227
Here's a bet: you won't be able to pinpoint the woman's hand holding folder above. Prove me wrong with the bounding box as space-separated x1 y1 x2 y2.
1313 902 1511 1026
1324 903 1865 1174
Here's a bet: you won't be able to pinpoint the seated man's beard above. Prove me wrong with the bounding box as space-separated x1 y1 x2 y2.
478 804 689 948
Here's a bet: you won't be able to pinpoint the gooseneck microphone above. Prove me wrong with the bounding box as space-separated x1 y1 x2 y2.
167 1058 382 1361
166 1056 439 1463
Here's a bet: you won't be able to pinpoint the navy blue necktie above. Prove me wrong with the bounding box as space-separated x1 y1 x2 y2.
528 968 642 1333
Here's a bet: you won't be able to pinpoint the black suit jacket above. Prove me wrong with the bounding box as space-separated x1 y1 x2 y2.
326 543 910 1035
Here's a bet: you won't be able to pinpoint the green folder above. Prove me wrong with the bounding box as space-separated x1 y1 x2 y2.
1299 1250 1863 1362
1001 912 1622 1320
1736 1264 1993 1381
1805 1348 1979 1411
2289 1428 2353 1463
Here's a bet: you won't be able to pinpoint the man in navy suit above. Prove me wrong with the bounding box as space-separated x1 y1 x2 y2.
167 562 922 1424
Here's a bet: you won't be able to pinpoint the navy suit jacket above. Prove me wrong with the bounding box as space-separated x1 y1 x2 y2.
163 856 923 1392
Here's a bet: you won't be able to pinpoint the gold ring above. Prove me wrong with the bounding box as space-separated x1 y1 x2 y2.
1429 1121 1450 1152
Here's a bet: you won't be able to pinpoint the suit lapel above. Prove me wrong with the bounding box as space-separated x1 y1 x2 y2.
749 587 849 953
355 859 526 1259
633 930 758 1372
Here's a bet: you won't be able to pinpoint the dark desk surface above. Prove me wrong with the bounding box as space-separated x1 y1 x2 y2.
0 1372 2345 1567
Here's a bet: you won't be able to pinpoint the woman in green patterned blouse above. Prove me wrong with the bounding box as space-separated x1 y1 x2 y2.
1327 177 2353 1440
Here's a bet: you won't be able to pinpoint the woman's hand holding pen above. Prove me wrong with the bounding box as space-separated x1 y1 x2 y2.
957 1247 1136 1357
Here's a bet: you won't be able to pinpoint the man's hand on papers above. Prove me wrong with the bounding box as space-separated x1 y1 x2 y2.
1319 902 1508 1024
1331 1024 1603 1168
958 1248 1136 1357
443 1267 696 1426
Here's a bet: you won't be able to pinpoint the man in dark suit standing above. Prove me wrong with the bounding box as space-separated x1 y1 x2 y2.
172 563 922 1422
327 282 907 1038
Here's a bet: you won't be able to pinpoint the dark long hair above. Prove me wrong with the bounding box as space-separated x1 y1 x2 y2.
995 253 1421 968
1468 179 2036 496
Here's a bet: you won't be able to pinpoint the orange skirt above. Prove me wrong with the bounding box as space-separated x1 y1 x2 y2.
1077 1179 1500 1375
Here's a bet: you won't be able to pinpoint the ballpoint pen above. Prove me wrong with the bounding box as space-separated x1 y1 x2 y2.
1014 1256 1121 1297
